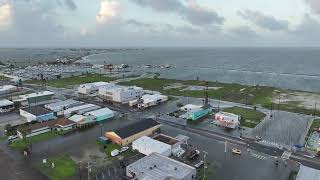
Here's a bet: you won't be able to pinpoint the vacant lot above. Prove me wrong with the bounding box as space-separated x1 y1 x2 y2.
25 74 117 88
120 77 320 116
36 155 76 180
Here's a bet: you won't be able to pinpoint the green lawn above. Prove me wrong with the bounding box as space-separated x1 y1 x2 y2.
37 155 76 180
224 107 266 128
306 119 320 140
0 75 10 81
25 74 117 88
10 131 58 150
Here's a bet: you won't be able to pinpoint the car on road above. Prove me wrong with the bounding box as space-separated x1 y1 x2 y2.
7 135 18 141
111 149 120 157
255 136 262 141
232 148 241 155
120 146 129 153
194 161 204 169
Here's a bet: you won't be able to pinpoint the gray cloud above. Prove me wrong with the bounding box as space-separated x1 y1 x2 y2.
228 26 258 39
238 9 289 31
132 0 224 26
63 0 77 11
305 0 320 14
291 14 320 40
126 19 154 28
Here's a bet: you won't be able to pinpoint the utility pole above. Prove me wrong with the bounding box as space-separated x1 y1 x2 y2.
76 160 82 180
86 162 92 180
314 101 317 117
203 151 208 180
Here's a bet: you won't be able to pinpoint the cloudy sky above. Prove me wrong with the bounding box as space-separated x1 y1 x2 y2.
0 0 320 47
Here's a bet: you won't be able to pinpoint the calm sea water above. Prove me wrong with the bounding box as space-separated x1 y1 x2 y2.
85 47 320 92
1 48 320 92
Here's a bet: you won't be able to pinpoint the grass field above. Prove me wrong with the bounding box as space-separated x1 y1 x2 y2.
10 131 58 150
306 119 320 140
119 77 319 116
0 75 10 81
37 155 76 180
25 74 117 88
223 107 266 128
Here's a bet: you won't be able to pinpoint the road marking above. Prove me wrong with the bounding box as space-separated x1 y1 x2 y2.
107 168 110 176
251 153 268 160
281 151 292 160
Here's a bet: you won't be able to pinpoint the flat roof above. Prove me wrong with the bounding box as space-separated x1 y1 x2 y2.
84 107 113 117
296 165 320 180
111 118 160 139
22 106 53 116
216 111 239 118
64 104 98 114
45 99 81 110
127 153 196 180
133 136 171 154
0 85 16 90
0 99 14 107
153 134 179 145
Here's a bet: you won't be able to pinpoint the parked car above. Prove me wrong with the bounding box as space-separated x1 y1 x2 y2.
8 135 18 141
232 148 241 155
111 149 120 157
255 136 262 141
194 161 204 169
188 150 200 160
120 146 129 153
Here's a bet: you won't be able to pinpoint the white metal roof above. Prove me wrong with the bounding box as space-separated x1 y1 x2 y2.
45 99 81 111
133 136 171 156
127 153 196 180
215 111 239 119
64 104 97 114
84 107 113 117
0 99 14 107
14 91 54 101
68 114 85 122
296 165 320 180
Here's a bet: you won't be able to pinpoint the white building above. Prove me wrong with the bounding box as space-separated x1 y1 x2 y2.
0 85 17 95
296 165 320 180
126 153 197 180
0 99 14 113
45 99 83 116
129 94 168 108
13 91 55 107
63 104 100 118
214 111 240 129
180 104 203 112
132 136 172 157
78 82 114 95
99 86 143 103
84 107 114 122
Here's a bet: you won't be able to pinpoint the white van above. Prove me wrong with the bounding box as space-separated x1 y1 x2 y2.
111 149 120 157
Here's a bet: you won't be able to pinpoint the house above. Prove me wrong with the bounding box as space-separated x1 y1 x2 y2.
68 114 95 127
84 107 114 122
78 82 114 95
20 106 56 122
44 99 84 116
99 86 144 103
129 94 168 108
132 136 172 157
13 91 55 107
0 85 17 95
296 165 320 180
17 118 76 138
63 104 100 118
181 104 213 121
126 153 197 180
105 118 161 146
0 99 14 113
214 111 240 129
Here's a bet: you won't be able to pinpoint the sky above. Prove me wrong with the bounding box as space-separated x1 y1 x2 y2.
0 0 320 47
